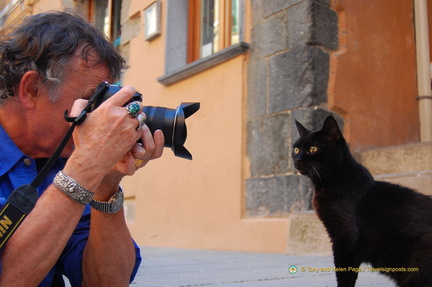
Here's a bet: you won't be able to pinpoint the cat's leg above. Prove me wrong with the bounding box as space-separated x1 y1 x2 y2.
332 242 361 287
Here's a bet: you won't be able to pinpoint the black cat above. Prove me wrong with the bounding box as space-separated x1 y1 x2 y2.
292 115 432 287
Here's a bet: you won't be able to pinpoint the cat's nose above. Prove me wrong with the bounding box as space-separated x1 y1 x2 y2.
294 153 303 162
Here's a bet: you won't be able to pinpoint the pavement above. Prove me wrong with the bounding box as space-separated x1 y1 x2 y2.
131 247 396 287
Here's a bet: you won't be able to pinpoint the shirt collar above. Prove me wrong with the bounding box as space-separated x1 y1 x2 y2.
0 125 26 176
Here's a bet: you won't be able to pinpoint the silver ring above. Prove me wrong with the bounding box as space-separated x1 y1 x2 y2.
126 102 141 118
136 114 146 130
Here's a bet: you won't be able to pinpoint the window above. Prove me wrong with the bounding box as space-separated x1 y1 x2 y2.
88 0 122 47
89 0 108 34
188 0 240 62
159 0 248 86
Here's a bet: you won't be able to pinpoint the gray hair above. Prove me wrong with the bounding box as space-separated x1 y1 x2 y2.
0 10 127 106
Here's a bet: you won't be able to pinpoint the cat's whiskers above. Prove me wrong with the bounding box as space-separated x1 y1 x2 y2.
311 166 323 187
310 161 334 187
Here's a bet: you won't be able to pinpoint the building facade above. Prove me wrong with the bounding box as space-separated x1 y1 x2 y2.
1 0 431 253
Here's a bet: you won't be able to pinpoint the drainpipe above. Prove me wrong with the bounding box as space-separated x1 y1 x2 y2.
414 0 432 142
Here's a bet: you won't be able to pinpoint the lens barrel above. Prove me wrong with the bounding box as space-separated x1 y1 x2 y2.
143 107 174 147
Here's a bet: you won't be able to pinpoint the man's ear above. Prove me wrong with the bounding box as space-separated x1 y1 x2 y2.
18 71 40 110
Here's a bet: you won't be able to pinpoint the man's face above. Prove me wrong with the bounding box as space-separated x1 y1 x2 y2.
35 49 113 158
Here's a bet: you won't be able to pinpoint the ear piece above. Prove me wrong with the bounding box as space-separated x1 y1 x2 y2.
295 120 310 136
321 116 342 141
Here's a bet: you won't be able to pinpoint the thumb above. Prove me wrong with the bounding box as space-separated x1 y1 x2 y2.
69 99 89 117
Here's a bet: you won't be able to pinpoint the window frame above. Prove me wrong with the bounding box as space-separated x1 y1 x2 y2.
187 0 240 63
158 0 248 86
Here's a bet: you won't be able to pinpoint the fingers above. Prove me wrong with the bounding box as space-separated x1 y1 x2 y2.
104 85 138 107
131 126 154 166
69 84 164 179
69 99 89 117
152 130 165 159
136 113 146 130
69 85 144 175
131 128 165 168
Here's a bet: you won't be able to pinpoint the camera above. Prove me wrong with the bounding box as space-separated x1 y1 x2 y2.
89 82 200 160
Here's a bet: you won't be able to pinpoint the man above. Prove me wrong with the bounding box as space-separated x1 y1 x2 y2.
0 11 164 286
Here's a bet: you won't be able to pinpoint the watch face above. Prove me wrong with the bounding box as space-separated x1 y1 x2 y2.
111 192 124 213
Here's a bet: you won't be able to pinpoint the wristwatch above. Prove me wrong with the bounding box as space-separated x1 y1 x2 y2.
90 187 124 213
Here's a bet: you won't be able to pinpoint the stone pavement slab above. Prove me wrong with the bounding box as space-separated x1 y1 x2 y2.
131 247 396 287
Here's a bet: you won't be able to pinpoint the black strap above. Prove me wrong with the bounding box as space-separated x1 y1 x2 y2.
0 185 37 249
31 120 76 188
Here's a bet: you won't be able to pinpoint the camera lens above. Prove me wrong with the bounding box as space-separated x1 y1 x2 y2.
89 82 199 160
142 107 175 147
142 103 200 160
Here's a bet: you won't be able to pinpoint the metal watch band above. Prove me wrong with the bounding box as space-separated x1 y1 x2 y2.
53 171 94 205
90 187 124 213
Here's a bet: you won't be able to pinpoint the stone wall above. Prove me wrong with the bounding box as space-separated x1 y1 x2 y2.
245 0 338 217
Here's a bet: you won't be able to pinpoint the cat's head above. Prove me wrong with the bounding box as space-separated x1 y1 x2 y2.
292 116 347 184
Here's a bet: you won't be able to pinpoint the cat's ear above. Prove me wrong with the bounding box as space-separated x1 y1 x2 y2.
321 116 342 141
295 120 310 136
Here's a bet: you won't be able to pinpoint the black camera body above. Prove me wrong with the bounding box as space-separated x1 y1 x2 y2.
89 82 200 160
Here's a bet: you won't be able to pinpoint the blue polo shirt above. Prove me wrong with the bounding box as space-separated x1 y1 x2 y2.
0 125 141 286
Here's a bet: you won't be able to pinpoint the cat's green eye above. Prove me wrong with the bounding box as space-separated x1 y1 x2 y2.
309 146 318 154
293 147 300 155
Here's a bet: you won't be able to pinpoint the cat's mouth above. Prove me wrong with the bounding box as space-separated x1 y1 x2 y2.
294 162 310 176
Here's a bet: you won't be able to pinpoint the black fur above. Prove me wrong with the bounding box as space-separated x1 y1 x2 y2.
292 116 432 287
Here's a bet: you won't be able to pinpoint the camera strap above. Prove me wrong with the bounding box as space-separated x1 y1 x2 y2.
0 83 109 250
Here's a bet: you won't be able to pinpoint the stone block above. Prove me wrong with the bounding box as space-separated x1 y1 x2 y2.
245 175 313 217
375 171 432 196
356 142 432 175
251 0 337 53
287 211 332 255
310 0 339 50
287 0 312 49
251 0 303 23
268 46 329 114
247 113 291 177
247 59 268 119
250 10 289 60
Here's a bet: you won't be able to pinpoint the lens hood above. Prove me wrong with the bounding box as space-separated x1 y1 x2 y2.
143 103 200 160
